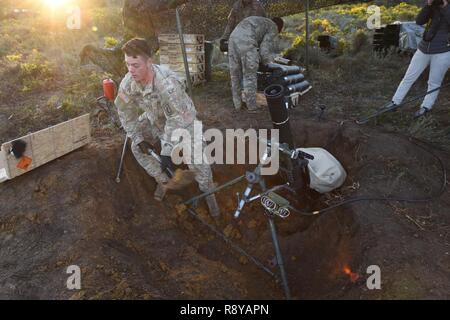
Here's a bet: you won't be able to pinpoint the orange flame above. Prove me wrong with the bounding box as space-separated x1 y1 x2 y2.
343 265 359 283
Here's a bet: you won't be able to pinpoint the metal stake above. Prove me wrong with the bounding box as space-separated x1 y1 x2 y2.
115 135 128 183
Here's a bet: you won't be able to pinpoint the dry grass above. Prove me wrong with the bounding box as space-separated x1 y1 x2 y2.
0 4 122 141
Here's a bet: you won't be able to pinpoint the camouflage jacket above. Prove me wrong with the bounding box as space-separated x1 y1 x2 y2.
115 65 197 156
229 16 279 65
221 0 266 40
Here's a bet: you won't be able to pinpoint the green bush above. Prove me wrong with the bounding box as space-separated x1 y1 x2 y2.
91 7 123 36
104 36 119 48
18 49 56 92
282 1 421 62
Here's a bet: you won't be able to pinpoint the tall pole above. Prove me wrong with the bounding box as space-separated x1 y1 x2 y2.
175 7 194 98
305 0 310 67
268 216 292 300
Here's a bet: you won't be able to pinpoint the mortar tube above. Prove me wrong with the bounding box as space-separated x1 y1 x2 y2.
265 84 307 190
264 84 294 149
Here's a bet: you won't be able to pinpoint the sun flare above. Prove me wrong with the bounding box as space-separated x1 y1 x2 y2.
43 0 68 8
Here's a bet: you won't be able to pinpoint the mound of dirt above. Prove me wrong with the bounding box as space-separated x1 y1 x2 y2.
1 115 449 299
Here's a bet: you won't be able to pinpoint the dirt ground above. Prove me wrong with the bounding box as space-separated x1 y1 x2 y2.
1 69 449 300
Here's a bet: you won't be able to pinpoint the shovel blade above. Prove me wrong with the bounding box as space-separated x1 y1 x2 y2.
165 169 196 190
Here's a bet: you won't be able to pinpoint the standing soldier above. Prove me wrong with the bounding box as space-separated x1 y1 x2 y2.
115 38 220 218
228 16 284 111
220 0 267 42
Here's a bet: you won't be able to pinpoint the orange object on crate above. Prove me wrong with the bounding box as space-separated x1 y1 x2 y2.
16 156 32 170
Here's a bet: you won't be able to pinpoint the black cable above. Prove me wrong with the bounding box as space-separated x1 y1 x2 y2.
356 82 450 124
294 134 448 216
395 82 450 109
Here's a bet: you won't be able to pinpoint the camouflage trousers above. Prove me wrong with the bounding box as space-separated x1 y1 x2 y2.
228 41 259 110
130 119 215 192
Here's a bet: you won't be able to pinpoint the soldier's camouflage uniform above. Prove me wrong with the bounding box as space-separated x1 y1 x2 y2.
221 0 266 41
115 64 214 192
228 16 280 110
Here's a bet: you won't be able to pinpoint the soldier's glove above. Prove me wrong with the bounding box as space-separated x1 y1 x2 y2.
11 140 27 159
273 56 292 66
219 39 229 52
160 155 176 175
138 141 154 154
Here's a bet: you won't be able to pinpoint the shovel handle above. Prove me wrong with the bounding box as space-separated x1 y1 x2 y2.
116 135 128 183
147 148 174 178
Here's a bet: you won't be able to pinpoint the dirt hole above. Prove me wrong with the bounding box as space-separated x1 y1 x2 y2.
1 120 446 299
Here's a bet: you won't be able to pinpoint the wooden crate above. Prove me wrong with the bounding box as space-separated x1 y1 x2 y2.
159 44 204 55
0 114 91 183
161 62 205 74
158 34 204 45
160 51 205 64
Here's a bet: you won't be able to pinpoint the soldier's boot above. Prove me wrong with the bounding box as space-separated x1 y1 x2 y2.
154 173 170 202
154 183 167 202
246 104 259 112
243 91 259 112
205 194 221 218
233 96 243 110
